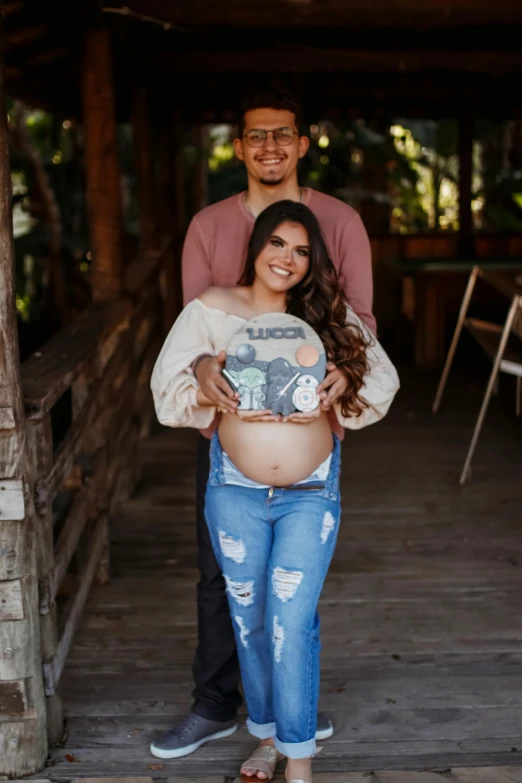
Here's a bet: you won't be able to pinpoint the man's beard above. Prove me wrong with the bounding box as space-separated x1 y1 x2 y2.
259 176 285 186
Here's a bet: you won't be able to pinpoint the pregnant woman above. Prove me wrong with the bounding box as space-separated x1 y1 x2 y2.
151 201 399 783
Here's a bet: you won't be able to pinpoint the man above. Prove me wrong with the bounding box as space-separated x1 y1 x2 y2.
150 90 376 760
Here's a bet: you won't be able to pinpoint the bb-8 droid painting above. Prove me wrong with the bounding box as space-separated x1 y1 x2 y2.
224 313 326 415
292 374 320 412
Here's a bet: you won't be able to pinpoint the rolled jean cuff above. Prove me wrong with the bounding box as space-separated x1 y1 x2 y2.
247 717 276 740
274 736 316 759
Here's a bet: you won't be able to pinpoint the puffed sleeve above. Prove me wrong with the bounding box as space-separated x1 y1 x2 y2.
150 299 217 429
335 306 400 430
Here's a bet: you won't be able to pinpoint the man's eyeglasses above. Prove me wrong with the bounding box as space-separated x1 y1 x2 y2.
243 127 298 148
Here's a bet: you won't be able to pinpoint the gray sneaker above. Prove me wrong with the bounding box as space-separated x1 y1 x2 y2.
316 712 334 740
150 713 238 759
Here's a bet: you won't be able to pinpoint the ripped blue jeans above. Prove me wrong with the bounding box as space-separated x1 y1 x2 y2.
204 432 341 759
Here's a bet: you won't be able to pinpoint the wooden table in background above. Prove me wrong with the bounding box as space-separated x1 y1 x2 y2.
385 259 522 367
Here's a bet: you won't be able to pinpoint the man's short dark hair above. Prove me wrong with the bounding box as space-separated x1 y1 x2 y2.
237 89 305 138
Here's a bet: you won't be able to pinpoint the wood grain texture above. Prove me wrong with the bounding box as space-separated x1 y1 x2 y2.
0 18 47 772
21 299 130 419
451 768 522 783
0 407 15 429
0 579 23 620
81 27 123 300
0 479 24 520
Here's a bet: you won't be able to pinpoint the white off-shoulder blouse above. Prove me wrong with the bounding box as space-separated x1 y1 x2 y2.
150 299 399 435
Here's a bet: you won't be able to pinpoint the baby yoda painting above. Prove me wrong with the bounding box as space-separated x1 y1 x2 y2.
233 366 266 410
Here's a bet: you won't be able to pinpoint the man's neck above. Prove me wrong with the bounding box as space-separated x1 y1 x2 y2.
245 178 302 218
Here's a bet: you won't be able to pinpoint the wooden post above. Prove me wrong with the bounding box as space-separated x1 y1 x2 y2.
458 112 475 259
81 27 123 300
26 417 64 745
0 12 48 775
131 86 159 253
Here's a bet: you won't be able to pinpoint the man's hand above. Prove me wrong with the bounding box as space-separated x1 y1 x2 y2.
195 351 239 413
317 362 349 410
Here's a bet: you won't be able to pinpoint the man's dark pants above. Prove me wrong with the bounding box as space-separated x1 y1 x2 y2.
191 434 243 721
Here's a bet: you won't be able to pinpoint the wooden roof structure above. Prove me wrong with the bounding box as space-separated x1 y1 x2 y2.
5 0 522 120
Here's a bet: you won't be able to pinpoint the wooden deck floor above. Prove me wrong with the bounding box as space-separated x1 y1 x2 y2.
42 370 522 779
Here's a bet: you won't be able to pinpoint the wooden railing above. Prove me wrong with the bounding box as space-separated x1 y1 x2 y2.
19 242 170 743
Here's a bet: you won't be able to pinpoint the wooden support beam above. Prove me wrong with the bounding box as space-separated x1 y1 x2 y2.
81 27 123 300
131 86 158 252
458 112 475 259
0 9 47 775
158 46 522 74
26 417 63 744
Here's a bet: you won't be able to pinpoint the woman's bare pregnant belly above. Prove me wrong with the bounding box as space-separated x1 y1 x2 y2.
218 412 334 486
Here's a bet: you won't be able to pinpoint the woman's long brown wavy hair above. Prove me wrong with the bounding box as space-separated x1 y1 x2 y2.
238 200 371 418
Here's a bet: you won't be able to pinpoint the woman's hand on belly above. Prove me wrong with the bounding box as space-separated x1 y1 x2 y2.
235 407 322 425
235 408 279 422
286 406 322 425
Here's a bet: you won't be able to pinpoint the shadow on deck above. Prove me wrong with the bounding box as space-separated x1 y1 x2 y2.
42 369 522 778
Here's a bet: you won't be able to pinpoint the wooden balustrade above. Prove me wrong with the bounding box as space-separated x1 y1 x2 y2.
19 242 170 743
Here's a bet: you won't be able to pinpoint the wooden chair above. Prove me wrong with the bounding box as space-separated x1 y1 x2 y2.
432 266 522 484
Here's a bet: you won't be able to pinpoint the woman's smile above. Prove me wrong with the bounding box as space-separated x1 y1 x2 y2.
269 264 291 278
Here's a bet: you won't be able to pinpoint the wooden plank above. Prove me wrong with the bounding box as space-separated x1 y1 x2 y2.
0 521 25 581
21 299 130 419
0 678 28 718
0 407 15 429
376 773 451 782
0 479 24 520
451 769 522 783
34 310 139 513
71 780 154 783
40 743 522 778
44 516 108 694
50 450 107 603
0 579 23 620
